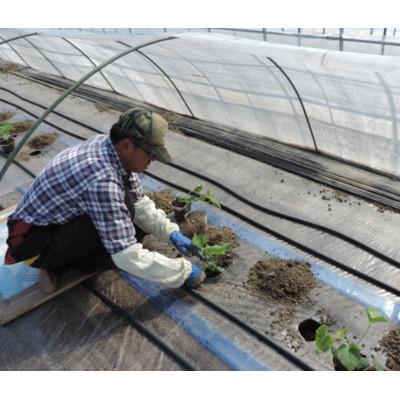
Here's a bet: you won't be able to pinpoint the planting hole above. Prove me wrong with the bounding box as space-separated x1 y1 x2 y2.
30 150 41 156
298 319 322 341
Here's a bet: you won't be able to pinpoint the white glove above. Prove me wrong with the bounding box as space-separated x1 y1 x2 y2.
111 242 192 288
134 195 179 242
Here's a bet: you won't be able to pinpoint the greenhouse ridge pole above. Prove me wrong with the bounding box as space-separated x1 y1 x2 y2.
117 40 195 117
0 32 38 46
0 32 39 68
0 36 176 182
62 37 118 93
266 56 319 152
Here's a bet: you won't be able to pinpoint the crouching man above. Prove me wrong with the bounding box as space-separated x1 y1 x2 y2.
5 107 205 293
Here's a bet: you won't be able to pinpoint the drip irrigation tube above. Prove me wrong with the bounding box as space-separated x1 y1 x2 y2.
2 89 400 271
83 281 196 371
0 116 393 369
6 140 399 301
169 162 400 269
16 69 400 212
145 170 400 299
3 156 314 370
183 287 314 370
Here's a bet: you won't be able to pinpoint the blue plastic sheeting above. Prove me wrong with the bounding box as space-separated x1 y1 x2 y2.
141 175 400 323
0 207 40 300
120 271 270 371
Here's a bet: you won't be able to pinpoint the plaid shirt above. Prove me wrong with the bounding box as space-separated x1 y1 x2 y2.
10 135 144 254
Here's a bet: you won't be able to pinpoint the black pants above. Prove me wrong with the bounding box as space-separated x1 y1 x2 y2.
9 215 147 274
9 186 147 274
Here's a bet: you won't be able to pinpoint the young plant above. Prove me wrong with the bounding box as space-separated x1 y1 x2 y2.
0 122 14 143
192 233 232 273
177 185 221 209
315 307 387 371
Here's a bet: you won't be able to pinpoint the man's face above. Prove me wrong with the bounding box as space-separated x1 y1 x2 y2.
116 139 153 173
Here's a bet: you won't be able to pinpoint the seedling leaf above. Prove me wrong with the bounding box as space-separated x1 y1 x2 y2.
315 325 332 353
203 242 232 258
367 307 387 324
0 122 14 142
336 343 361 371
192 234 208 249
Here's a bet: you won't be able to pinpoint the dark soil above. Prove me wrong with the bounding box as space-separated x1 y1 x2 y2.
27 132 58 149
206 226 239 248
380 328 400 370
146 190 176 215
246 258 316 305
0 111 16 122
12 120 34 134
141 234 181 259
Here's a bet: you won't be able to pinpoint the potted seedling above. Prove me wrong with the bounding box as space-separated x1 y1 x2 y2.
172 184 221 223
192 233 232 278
0 122 15 154
315 307 387 371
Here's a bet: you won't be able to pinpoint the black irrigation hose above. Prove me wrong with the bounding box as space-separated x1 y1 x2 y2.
22 70 400 212
145 170 400 299
0 98 88 141
0 152 36 179
83 281 196 371
0 87 103 135
2 152 313 371
170 162 400 270
183 287 314 371
3 88 400 272
1 98 395 370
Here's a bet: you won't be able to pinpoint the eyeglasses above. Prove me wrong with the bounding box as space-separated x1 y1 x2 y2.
141 145 156 161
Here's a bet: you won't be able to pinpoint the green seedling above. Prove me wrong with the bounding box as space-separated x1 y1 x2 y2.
0 122 14 143
192 233 232 273
177 185 221 209
315 307 387 371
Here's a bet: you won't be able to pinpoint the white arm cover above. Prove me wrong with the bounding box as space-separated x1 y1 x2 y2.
134 195 179 242
111 242 192 288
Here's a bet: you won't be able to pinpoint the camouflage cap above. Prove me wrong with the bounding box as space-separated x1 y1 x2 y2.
117 107 171 163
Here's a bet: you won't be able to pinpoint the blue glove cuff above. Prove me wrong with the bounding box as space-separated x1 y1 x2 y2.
170 230 191 246
184 263 204 288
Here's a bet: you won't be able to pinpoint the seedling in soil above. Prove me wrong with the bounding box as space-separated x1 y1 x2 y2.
192 233 232 273
0 122 15 144
315 307 387 371
177 185 221 209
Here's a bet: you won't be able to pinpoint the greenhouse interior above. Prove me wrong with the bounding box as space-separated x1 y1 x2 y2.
0 27 400 371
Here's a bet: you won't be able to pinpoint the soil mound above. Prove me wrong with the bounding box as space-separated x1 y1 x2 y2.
0 111 16 122
380 328 400 370
206 226 239 248
12 120 34 133
27 133 58 149
146 190 176 215
247 258 316 304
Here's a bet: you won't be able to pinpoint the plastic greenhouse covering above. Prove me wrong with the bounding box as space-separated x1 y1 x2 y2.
1 28 400 177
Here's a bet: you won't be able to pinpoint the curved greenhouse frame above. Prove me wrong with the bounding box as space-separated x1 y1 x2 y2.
1 29 399 178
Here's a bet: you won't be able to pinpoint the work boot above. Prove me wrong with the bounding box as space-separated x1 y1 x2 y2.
39 269 58 294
